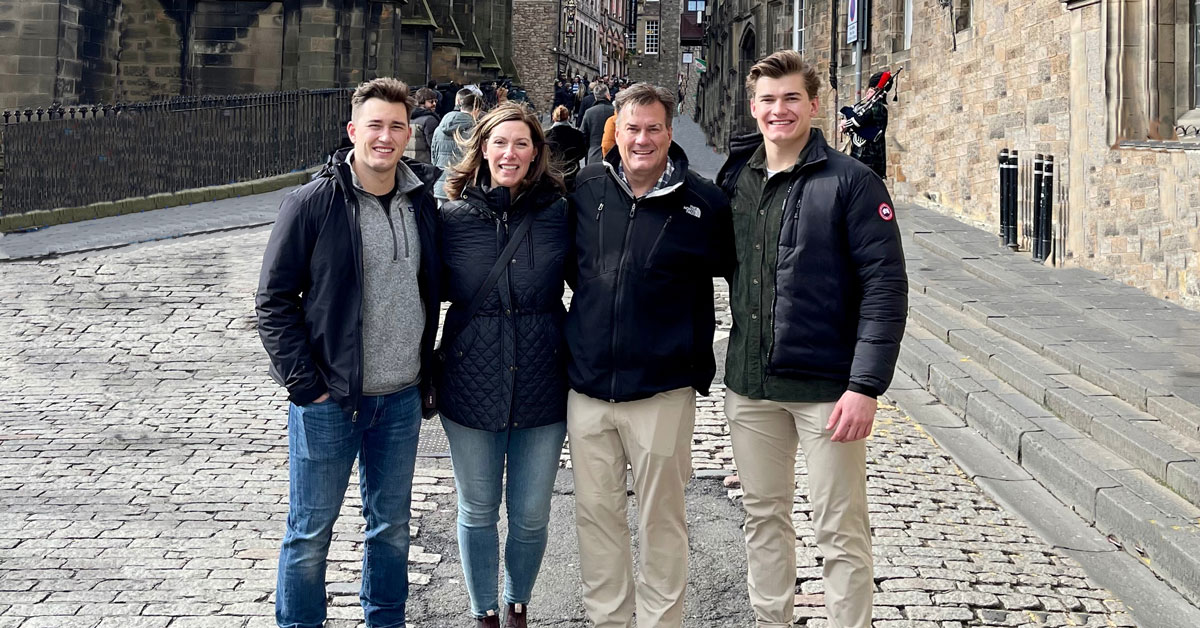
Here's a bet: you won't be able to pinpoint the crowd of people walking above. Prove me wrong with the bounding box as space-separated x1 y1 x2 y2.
257 48 907 628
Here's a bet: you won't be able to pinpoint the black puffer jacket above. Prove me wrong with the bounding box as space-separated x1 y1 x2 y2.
566 143 734 402
436 180 570 432
256 148 442 416
717 129 907 395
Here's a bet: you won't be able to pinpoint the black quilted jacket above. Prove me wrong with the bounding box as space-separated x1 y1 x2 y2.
435 180 570 432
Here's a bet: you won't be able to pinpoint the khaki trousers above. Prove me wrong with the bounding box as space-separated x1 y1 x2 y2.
567 387 696 628
724 391 873 628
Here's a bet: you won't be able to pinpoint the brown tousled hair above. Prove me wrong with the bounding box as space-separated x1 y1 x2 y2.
613 82 676 127
744 50 821 101
351 77 417 120
444 102 564 201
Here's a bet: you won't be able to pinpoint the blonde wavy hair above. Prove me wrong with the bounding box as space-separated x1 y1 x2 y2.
444 102 563 200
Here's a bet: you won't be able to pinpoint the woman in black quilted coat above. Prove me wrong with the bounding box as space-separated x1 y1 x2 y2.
436 102 569 628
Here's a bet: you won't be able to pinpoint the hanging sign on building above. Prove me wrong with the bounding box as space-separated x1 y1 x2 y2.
846 0 858 44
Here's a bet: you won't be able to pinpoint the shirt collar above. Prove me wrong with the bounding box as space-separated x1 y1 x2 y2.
618 158 674 194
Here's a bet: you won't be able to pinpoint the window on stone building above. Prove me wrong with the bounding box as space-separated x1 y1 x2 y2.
687 0 706 10
1193 0 1199 108
903 0 912 50
1104 0 1200 144
797 0 806 51
646 20 660 54
954 0 971 32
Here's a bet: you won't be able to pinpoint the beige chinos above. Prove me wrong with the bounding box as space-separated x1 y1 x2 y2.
567 387 695 628
724 391 873 628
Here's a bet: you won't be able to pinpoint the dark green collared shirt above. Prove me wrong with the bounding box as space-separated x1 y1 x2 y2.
724 142 847 402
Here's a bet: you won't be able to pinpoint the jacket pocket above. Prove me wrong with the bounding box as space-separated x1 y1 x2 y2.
643 215 673 269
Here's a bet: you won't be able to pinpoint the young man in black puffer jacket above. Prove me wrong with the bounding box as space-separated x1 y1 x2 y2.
716 50 907 628
565 82 734 628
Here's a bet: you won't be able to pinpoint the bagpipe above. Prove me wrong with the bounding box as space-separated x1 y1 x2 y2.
839 68 901 149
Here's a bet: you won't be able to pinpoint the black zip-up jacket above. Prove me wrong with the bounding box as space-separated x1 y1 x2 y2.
566 142 734 402
436 180 570 432
716 129 907 396
256 148 442 417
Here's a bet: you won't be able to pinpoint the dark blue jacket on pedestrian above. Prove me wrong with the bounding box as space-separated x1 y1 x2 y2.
256 147 442 416
436 178 570 432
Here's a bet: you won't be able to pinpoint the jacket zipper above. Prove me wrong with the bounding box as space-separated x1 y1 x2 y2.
609 200 638 402
351 190 363 423
765 180 802 374
596 202 605 271
502 211 519 427
382 202 400 262
643 215 673 268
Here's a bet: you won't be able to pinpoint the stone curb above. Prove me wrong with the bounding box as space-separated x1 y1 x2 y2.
0 170 314 234
895 323 1200 605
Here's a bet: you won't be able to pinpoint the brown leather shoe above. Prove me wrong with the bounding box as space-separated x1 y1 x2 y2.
505 602 527 628
475 610 501 628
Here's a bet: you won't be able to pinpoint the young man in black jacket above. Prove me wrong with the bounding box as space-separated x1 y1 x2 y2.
716 51 907 628
565 82 733 628
256 77 441 628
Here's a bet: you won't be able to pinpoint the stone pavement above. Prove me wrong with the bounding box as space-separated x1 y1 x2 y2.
0 228 1168 627
4 113 1200 626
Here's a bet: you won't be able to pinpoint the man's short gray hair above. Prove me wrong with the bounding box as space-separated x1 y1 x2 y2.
594 84 610 100
613 83 676 127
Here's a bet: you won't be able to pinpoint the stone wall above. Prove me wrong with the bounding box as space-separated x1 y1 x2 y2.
698 0 1200 308
512 0 559 113
0 0 64 109
628 0 680 91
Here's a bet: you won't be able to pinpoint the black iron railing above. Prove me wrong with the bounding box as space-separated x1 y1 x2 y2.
1 89 352 215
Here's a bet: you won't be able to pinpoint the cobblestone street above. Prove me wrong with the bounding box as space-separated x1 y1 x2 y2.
0 227 1143 626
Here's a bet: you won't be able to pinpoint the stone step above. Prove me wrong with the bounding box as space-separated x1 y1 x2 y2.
904 290 1200 510
890 321 1200 605
898 205 1200 443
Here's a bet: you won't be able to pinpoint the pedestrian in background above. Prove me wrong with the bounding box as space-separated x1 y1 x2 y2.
545 104 588 191
579 84 614 164
716 50 907 628
405 87 443 164
438 102 571 628
432 89 484 201
565 82 734 628
257 77 442 628
841 70 891 179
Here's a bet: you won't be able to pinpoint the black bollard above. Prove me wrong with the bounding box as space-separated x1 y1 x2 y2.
998 149 1009 245
1006 150 1019 249
1038 156 1054 263
1031 154 1044 259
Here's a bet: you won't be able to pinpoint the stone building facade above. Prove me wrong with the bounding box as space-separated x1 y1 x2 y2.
0 0 518 110
628 0 680 90
697 0 1200 309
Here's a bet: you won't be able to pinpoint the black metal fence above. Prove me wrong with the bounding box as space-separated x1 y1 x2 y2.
1 89 352 215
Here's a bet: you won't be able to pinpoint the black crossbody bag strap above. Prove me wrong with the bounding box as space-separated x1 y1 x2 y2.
441 210 536 346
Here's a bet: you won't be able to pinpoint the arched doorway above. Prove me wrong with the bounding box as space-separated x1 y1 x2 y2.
735 27 757 135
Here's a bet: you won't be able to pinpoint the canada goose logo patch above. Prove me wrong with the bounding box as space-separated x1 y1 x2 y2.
878 203 894 221
684 205 702 218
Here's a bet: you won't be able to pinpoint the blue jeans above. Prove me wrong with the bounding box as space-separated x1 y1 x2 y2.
441 418 567 617
277 387 421 628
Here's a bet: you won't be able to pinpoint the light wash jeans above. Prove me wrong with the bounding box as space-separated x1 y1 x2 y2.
441 417 567 617
276 387 421 628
